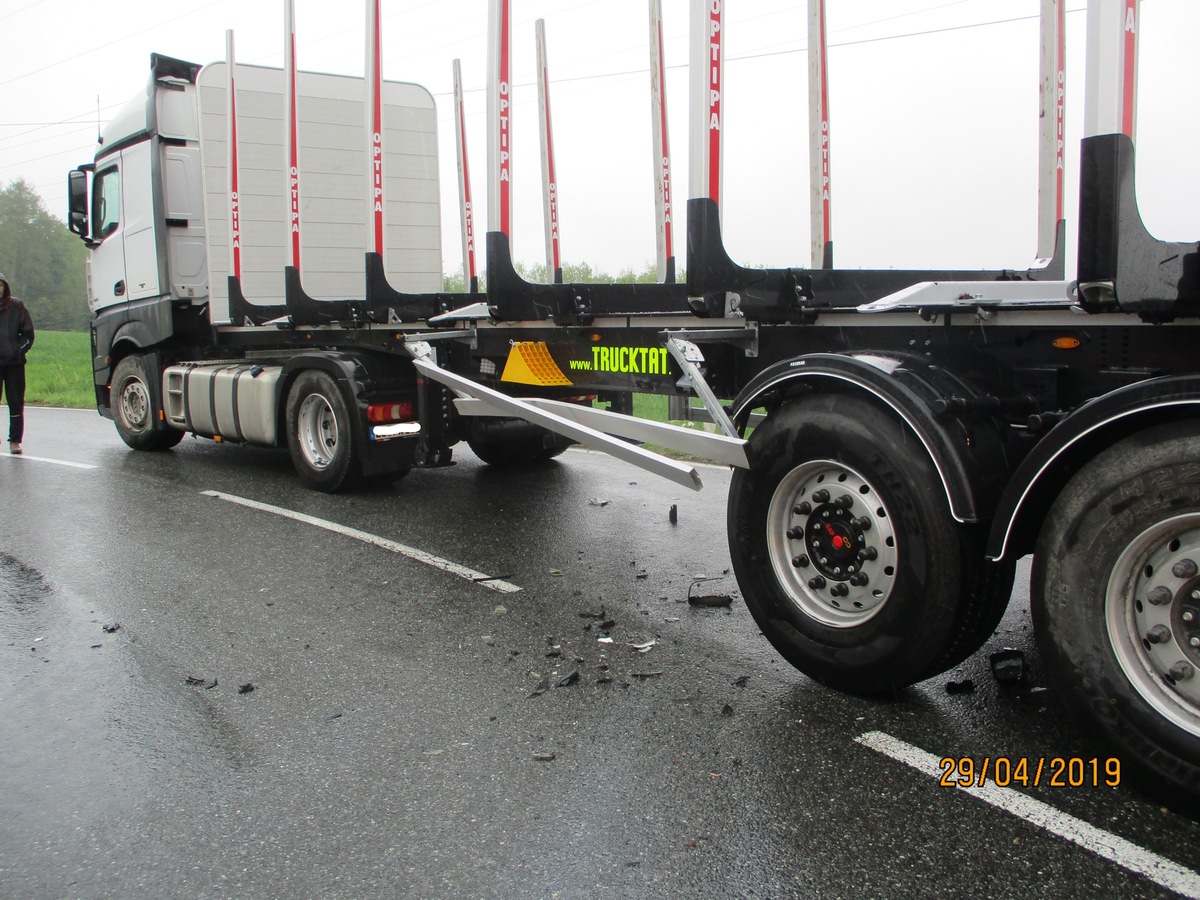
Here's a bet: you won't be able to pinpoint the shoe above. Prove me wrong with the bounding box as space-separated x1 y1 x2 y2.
9 443 20 455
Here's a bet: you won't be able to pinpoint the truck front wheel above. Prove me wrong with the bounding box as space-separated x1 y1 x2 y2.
286 370 360 492
728 395 964 694
111 355 184 451
1033 423 1200 811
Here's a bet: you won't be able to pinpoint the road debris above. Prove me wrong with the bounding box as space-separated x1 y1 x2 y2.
945 679 975 695
556 670 580 688
631 671 664 679
720 704 734 717
588 498 610 507
533 751 557 761
529 675 551 697
102 623 121 634
732 675 750 687
238 683 255 694
669 504 678 525
185 676 218 690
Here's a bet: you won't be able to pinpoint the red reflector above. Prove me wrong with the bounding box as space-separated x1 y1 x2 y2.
367 402 414 423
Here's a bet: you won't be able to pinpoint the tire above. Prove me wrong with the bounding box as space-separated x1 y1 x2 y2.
1032 422 1200 811
467 419 570 467
728 395 968 694
112 355 183 451
286 370 361 492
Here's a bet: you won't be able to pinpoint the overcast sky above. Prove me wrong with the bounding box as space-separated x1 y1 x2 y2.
1 0 1197 279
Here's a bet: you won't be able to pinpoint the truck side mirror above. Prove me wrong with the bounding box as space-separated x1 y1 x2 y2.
68 168 90 240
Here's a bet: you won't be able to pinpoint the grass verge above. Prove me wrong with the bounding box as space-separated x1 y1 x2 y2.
26 331 93 408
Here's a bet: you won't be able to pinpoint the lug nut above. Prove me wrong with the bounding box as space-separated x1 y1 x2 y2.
853 516 872 531
1147 586 1174 606
834 494 854 510
1192 590 1200 601
808 576 826 590
849 572 870 587
1191 637 1200 648
1147 625 1171 645
857 547 879 562
792 555 810 568
811 489 830 504
1173 559 1199 579
787 527 804 540
829 583 849 598
1168 661 1195 681
1184 611 1196 624
794 502 812 516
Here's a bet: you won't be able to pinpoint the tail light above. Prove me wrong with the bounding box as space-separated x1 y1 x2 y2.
367 401 415 423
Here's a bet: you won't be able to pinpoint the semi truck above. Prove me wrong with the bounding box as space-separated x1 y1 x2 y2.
66 0 1200 811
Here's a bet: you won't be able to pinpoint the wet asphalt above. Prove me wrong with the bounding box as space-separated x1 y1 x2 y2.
1 407 1199 899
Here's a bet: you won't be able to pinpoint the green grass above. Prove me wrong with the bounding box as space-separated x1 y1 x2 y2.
26 330 93 408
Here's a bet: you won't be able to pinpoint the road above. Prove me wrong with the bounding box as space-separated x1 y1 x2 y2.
1 407 1198 899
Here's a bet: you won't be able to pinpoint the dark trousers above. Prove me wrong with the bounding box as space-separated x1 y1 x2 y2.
0 364 25 442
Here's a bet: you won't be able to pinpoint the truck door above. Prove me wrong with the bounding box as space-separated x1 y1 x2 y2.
88 141 162 314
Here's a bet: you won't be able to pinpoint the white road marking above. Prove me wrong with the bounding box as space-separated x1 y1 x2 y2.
855 730 1200 899
2 453 97 470
201 489 522 594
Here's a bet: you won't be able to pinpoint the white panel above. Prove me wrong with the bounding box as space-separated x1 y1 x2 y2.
197 62 441 320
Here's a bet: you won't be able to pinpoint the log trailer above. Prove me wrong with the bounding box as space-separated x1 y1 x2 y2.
66 0 1200 810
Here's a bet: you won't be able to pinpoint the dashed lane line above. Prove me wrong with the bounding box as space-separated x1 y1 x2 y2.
201 489 522 594
856 730 1200 899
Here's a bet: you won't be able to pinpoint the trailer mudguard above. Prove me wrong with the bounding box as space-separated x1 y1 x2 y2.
729 353 1010 524
987 374 1200 561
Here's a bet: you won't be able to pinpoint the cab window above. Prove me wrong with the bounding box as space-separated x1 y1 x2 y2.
93 166 121 240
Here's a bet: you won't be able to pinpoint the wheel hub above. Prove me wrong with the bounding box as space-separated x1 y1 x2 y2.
1107 514 1200 737
767 460 899 627
120 379 150 429
297 394 338 470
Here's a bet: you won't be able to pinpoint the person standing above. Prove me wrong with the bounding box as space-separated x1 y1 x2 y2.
0 274 35 454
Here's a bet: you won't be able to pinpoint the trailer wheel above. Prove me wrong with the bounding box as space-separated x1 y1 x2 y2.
728 395 963 694
112 355 183 451
1032 423 1200 810
286 371 360 492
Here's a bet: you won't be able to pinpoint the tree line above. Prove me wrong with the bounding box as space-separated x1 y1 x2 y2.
0 179 90 332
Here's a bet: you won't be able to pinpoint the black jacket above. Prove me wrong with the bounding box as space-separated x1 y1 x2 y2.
0 296 34 366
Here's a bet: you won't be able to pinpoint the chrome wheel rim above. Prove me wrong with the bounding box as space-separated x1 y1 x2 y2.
1105 513 1200 738
767 459 899 627
118 376 151 432
297 393 338 470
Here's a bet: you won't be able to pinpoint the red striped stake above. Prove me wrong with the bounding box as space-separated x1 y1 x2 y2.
366 0 385 256
488 0 513 237
808 0 831 268
226 30 242 281
649 0 674 282
1037 0 1065 261
284 0 301 269
453 59 478 289
535 19 561 281
688 0 723 212
1121 0 1138 138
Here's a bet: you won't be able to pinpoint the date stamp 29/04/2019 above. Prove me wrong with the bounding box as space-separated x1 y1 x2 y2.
939 756 1121 789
